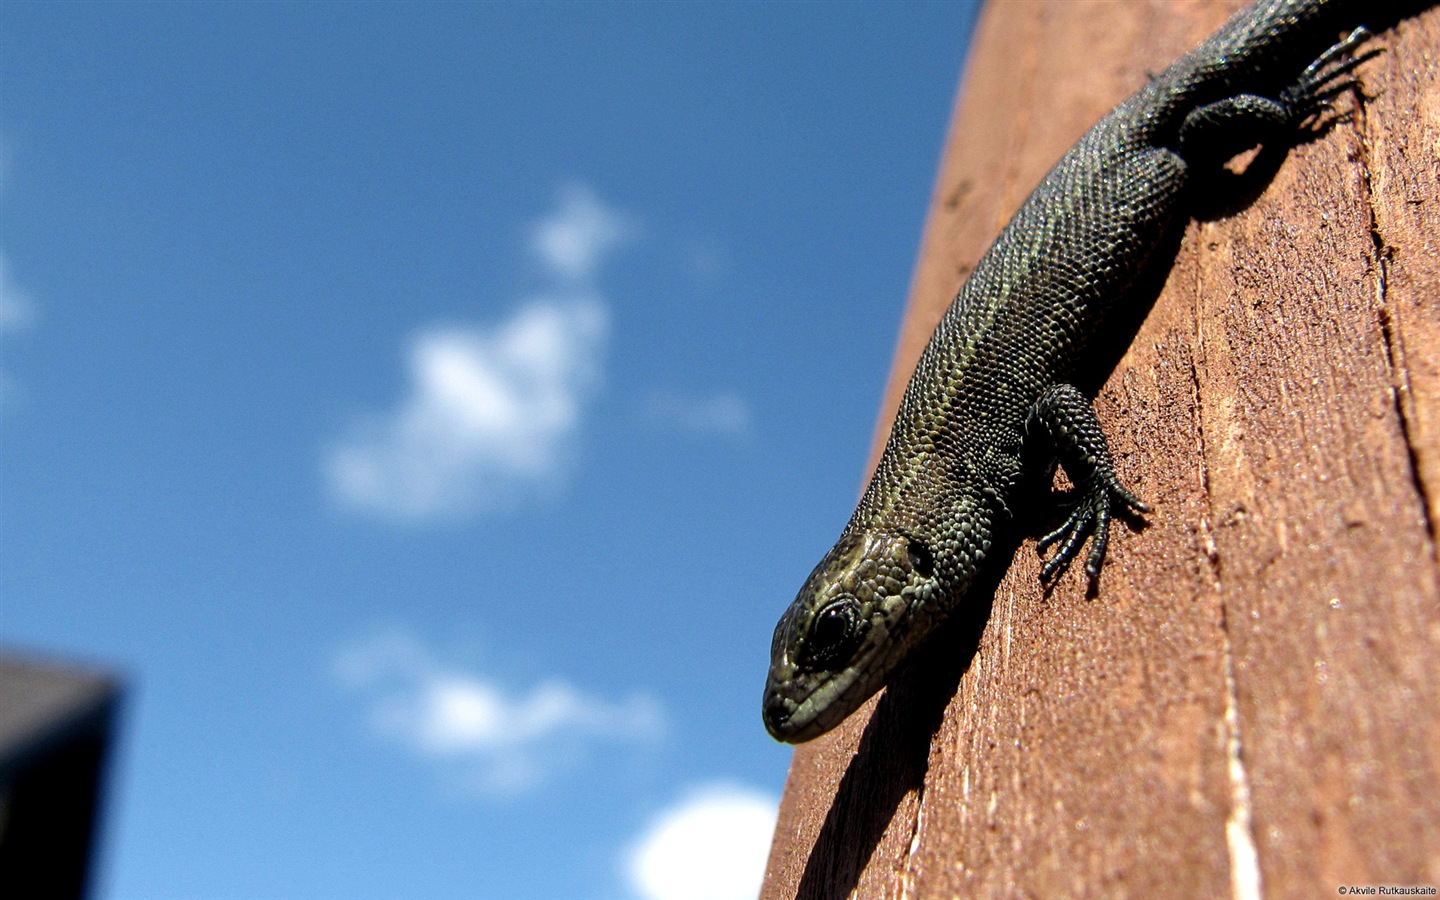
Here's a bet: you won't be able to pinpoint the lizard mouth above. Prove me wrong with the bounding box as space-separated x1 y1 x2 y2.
762 663 874 744
762 688 828 744
761 691 802 741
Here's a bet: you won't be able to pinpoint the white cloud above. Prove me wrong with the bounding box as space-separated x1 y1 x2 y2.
530 184 635 284
325 184 634 520
334 629 663 793
325 297 607 519
645 389 751 437
625 784 780 900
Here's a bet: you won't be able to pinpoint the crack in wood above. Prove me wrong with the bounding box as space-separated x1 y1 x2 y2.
1350 65 1439 553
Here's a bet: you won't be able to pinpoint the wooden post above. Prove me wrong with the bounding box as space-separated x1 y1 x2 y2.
760 2 1440 897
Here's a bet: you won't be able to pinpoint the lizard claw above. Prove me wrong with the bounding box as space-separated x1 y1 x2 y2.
1037 475 1148 582
1280 26 1381 125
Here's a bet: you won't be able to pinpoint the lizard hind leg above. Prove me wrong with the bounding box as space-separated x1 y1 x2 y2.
1176 26 1379 166
1028 384 1149 582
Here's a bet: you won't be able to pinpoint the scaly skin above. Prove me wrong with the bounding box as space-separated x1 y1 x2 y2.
763 0 1418 744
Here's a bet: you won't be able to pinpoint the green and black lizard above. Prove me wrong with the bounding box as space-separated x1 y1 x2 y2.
764 0 1435 743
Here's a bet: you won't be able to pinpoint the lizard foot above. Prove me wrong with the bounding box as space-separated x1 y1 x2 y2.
1037 475 1148 583
1280 26 1381 125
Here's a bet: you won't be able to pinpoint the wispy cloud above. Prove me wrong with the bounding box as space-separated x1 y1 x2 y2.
645 389 752 437
624 783 779 900
334 628 663 794
325 185 631 520
0 253 33 333
530 184 635 284
0 247 35 407
0 152 28 338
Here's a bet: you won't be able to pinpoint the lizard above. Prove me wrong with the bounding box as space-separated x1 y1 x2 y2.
763 0 1434 744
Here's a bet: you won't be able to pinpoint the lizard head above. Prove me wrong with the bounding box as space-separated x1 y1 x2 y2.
762 529 947 743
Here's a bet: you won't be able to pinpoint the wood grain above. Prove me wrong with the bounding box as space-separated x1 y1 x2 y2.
760 2 1440 897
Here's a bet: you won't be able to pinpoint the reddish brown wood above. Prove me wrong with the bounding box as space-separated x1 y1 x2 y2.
761 3 1440 898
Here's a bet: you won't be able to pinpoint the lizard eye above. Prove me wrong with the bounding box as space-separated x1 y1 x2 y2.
907 538 935 578
801 598 866 670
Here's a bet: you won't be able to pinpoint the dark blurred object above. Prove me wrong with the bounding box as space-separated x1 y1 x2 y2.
0 654 122 899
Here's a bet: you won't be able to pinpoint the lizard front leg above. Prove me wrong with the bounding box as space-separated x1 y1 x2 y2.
1028 383 1149 581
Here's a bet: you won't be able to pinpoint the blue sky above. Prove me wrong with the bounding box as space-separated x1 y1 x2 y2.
0 3 978 898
